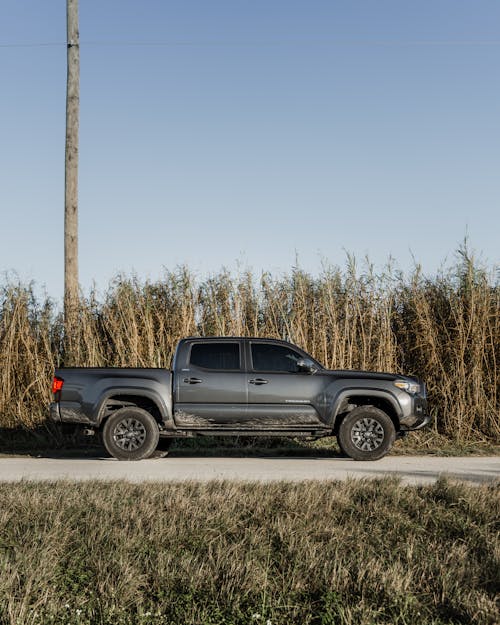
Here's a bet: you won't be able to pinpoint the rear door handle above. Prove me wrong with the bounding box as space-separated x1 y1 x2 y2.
249 378 268 385
184 377 202 384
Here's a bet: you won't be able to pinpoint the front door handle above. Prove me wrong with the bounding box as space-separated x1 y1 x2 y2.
184 377 202 384
249 378 268 385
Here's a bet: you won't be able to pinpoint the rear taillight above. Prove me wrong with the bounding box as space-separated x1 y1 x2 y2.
52 376 64 394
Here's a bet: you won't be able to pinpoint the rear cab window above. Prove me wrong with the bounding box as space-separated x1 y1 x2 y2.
189 342 241 370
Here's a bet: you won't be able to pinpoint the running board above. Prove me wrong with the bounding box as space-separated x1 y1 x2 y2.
160 428 332 439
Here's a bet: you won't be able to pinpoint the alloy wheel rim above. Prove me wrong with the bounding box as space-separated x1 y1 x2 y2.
351 417 385 452
113 418 147 451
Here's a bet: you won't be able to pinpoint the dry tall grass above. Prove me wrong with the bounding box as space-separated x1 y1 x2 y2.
0 479 498 625
0 250 498 443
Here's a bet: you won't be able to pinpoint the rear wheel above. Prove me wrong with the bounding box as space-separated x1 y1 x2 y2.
337 406 395 461
102 407 160 461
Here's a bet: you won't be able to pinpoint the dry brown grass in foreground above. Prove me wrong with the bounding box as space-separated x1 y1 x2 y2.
0 478 498 625
0 249 498 445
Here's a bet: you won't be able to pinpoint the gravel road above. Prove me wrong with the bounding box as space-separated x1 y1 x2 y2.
0 455 498 485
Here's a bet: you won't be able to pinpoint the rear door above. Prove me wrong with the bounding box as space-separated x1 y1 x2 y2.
246 341 326 427
174 340 248 427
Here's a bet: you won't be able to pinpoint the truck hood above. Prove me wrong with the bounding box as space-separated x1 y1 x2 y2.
322 369 420 383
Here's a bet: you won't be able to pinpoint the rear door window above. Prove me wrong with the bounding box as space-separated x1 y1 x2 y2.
189 342 241 370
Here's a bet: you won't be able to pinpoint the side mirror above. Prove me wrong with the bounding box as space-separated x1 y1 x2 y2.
296 358 317 374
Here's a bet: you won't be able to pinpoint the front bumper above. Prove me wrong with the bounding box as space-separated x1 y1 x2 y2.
399 396 432 431
401 414 432 431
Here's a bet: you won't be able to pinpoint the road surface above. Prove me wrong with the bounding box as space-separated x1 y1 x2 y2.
0 455 498 485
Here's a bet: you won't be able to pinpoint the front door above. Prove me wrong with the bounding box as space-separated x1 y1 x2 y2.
246 341 326 428
174 340 247 427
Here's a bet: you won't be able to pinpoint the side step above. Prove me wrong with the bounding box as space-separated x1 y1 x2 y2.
160 428 332 439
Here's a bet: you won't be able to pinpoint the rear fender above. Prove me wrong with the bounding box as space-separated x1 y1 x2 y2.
94 387 174 427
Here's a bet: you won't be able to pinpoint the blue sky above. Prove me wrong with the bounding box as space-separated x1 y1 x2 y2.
1 1 499 300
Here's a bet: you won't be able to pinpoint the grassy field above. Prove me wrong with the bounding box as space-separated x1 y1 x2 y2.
0 249 499 447
0 478 498 625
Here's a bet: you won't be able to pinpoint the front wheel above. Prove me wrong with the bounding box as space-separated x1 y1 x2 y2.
102 407 160 461
337 406 395 461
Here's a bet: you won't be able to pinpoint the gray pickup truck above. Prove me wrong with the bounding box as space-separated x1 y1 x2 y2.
50 336 430 461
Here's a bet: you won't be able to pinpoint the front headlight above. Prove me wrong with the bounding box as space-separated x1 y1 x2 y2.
394 380 421 395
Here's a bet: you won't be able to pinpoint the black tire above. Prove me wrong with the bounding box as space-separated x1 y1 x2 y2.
337 406 396 461
102 407 160 461
150 437 174 459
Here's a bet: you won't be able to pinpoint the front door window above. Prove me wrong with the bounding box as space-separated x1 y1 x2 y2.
251 343 303 372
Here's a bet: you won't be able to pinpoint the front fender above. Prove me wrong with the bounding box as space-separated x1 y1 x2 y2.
324 381 404 428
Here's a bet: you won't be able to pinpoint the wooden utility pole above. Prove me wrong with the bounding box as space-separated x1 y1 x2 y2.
64 0 80 359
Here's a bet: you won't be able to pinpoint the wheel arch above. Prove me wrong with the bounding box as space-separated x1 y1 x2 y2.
331 390 401 434
96 390 170 427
